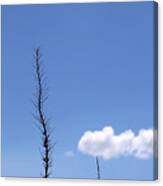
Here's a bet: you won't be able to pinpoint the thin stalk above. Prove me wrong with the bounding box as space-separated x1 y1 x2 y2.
96 156 101 180
33 48 52 178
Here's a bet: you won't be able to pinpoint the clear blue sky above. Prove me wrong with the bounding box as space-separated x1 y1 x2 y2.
2 1 156 180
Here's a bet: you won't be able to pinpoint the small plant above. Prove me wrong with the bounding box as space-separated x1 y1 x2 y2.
33 48 54 178
96 156 101 180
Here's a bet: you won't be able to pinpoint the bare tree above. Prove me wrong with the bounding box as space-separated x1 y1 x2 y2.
33 48 53 178
95 156 101 180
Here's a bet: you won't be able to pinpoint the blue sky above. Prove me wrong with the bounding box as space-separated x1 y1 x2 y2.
2 1 156 180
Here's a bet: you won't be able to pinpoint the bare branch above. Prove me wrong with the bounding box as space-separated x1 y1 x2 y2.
96 156 101 180
33 48 54 178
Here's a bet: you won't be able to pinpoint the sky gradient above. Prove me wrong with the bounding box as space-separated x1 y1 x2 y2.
2 1 157 180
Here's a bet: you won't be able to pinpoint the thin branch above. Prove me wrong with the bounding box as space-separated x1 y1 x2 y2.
96 156 101 180
33 48 53 178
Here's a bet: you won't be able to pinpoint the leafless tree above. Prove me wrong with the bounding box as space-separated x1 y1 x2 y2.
33 48 54 178
95 156 101 180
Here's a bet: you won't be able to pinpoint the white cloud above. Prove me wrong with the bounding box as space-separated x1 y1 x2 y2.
78 126 153 160
65 150 75 158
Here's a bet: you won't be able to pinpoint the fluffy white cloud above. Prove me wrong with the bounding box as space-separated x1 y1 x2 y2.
78 126 153 160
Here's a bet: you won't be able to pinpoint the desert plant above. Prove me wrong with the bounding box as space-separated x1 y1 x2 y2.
33 48 54 178
96 156 101 180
